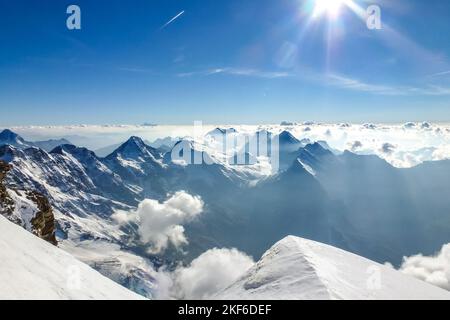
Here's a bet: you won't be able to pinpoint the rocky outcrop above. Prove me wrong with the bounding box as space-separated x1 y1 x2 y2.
0 160 57 245
0 161 14 216
27 190 58 245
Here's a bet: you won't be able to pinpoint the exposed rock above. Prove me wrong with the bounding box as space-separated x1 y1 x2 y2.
27 190 58 246
0 160 57 245
0 161 14 216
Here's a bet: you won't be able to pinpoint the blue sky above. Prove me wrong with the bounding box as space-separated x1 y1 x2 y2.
1 0 450 125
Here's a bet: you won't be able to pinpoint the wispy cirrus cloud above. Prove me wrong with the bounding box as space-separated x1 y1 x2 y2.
177 67 450 96
117 67 155 74
328 74 450 96
327 74 403 95
428 70 450 78
177 67 293 79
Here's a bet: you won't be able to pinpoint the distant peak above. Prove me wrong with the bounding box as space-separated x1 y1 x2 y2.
0 129 23 142
50 144 83 155
109 136 159 160
207 128 237 136
127 136 145 143
306 142 324 150
122 136 147 149
278 131 300 144
304 142 332 157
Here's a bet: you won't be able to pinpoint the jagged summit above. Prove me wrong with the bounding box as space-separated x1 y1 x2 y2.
0 129 27 147
34 138 72 152
275 131 304 155
166 139 215 165
0 129 21 140
0 129 72 151
278 130 300 145
106 136 160 160
51 144 100 163
51 144 80 154
304 142 333 157
206 127 237 137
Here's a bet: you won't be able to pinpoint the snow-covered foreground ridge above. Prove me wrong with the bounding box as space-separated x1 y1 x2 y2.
0 215 144 300
217 236 450 300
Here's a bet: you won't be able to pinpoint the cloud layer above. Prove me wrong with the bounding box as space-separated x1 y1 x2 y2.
113 191 203 253
399 243 450 291
5 122 450 169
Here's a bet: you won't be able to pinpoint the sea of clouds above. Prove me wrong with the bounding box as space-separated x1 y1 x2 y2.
5 122 450 168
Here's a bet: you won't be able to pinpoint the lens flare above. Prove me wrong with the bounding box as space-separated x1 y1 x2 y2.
313 0 346 19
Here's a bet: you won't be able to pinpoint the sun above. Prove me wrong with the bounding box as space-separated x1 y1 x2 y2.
312 0 347 19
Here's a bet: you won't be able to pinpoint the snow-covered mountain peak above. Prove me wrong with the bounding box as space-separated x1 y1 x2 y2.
275 131 304 154
278 130 300 144
216 236 450 300
167 139 216 166
34 139 72 152
0 129 28 147
304 142 332 156
0 129 72 152
206 127 238 137
117 136 146 153
51 144 96 160
106 137 161 164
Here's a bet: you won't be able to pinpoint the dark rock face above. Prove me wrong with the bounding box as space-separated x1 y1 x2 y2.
0 160 57 246
27 190 58 246
0 161 14 217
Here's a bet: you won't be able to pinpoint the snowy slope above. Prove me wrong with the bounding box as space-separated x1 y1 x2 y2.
0 215 144 300
216 236 450 300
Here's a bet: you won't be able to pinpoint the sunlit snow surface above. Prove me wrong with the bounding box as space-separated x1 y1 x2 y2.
0 215 144 300
216 236 450 300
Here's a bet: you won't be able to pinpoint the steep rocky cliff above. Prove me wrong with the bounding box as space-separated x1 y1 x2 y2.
0 161 14 217
0 160 57 245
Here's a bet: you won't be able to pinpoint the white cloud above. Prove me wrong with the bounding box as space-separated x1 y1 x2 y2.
429 70 450 77
432 146 450 161
399 243 450 291
113 191 203 253
170 248 254 299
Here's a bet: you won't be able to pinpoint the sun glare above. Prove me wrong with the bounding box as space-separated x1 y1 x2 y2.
313 0 346 19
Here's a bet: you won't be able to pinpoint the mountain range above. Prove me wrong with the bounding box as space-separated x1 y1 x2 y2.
1 128 450 298
0 129 71 151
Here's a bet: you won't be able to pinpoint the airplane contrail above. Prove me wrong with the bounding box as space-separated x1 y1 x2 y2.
160 10 185 30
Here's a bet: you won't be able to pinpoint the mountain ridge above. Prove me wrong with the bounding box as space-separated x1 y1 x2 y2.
216 236 450 300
